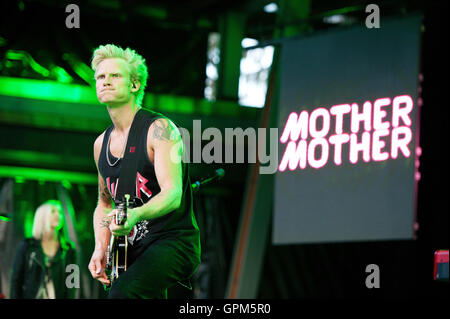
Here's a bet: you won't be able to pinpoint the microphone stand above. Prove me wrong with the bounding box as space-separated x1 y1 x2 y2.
192 169 225 194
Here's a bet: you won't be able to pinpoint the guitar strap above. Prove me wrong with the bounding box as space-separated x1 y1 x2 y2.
115 109 147 204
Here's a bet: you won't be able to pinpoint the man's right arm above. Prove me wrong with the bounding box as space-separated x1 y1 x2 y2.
92 133 113 250
93 172 113 251
88 133 112 285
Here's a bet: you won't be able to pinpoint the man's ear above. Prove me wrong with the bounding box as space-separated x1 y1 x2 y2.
131 81 140 92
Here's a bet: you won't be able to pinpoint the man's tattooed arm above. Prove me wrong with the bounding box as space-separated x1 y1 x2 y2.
100 184 112 202
151 119 183 158
98 184 113 229
153 119 174 141
99 216 112 229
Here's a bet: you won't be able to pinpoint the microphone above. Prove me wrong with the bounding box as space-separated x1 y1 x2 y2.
192 168 225 193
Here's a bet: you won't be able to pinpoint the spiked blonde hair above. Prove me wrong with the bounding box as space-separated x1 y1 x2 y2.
91 44 149 106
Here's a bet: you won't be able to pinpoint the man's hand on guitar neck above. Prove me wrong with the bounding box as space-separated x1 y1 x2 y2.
108 207 142 237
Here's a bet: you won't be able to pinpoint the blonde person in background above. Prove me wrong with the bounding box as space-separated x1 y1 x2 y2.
10 200 76 299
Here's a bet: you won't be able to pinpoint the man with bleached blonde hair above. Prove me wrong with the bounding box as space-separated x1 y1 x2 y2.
91 44 148 107
87 44 200 299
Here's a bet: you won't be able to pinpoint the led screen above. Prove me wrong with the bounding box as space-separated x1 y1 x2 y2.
273 15 422 244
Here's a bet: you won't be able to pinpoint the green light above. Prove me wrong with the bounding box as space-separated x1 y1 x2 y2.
0 76 98 104
0 76 259 120
15 176 25 184
62 53 95 86
197 19 212 28
6 50 50 77
0 166 97 185
0 216 11 222
0 149 92 168
62 180 72 190
318 5 361 18
136 6 167 20
52 66 74 83
24 211 34 238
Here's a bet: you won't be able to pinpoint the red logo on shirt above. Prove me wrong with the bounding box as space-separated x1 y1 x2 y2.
106 171 152 201
136 172 152 199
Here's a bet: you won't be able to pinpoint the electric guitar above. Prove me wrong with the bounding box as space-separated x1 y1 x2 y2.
105 194 130 289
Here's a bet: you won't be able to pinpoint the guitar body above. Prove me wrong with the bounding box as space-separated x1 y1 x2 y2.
104 194 144 290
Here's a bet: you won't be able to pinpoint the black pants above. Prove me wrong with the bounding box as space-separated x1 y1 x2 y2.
108 237 199 299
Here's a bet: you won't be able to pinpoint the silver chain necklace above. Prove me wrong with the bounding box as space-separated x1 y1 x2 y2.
106 108 139 167
106 129 129 166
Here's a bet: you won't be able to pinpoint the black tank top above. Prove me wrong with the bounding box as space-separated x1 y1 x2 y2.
98 109 200 257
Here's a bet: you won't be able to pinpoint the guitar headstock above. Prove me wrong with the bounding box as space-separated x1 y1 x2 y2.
113 194 144 225
114 194 130 226
115 205 126 225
